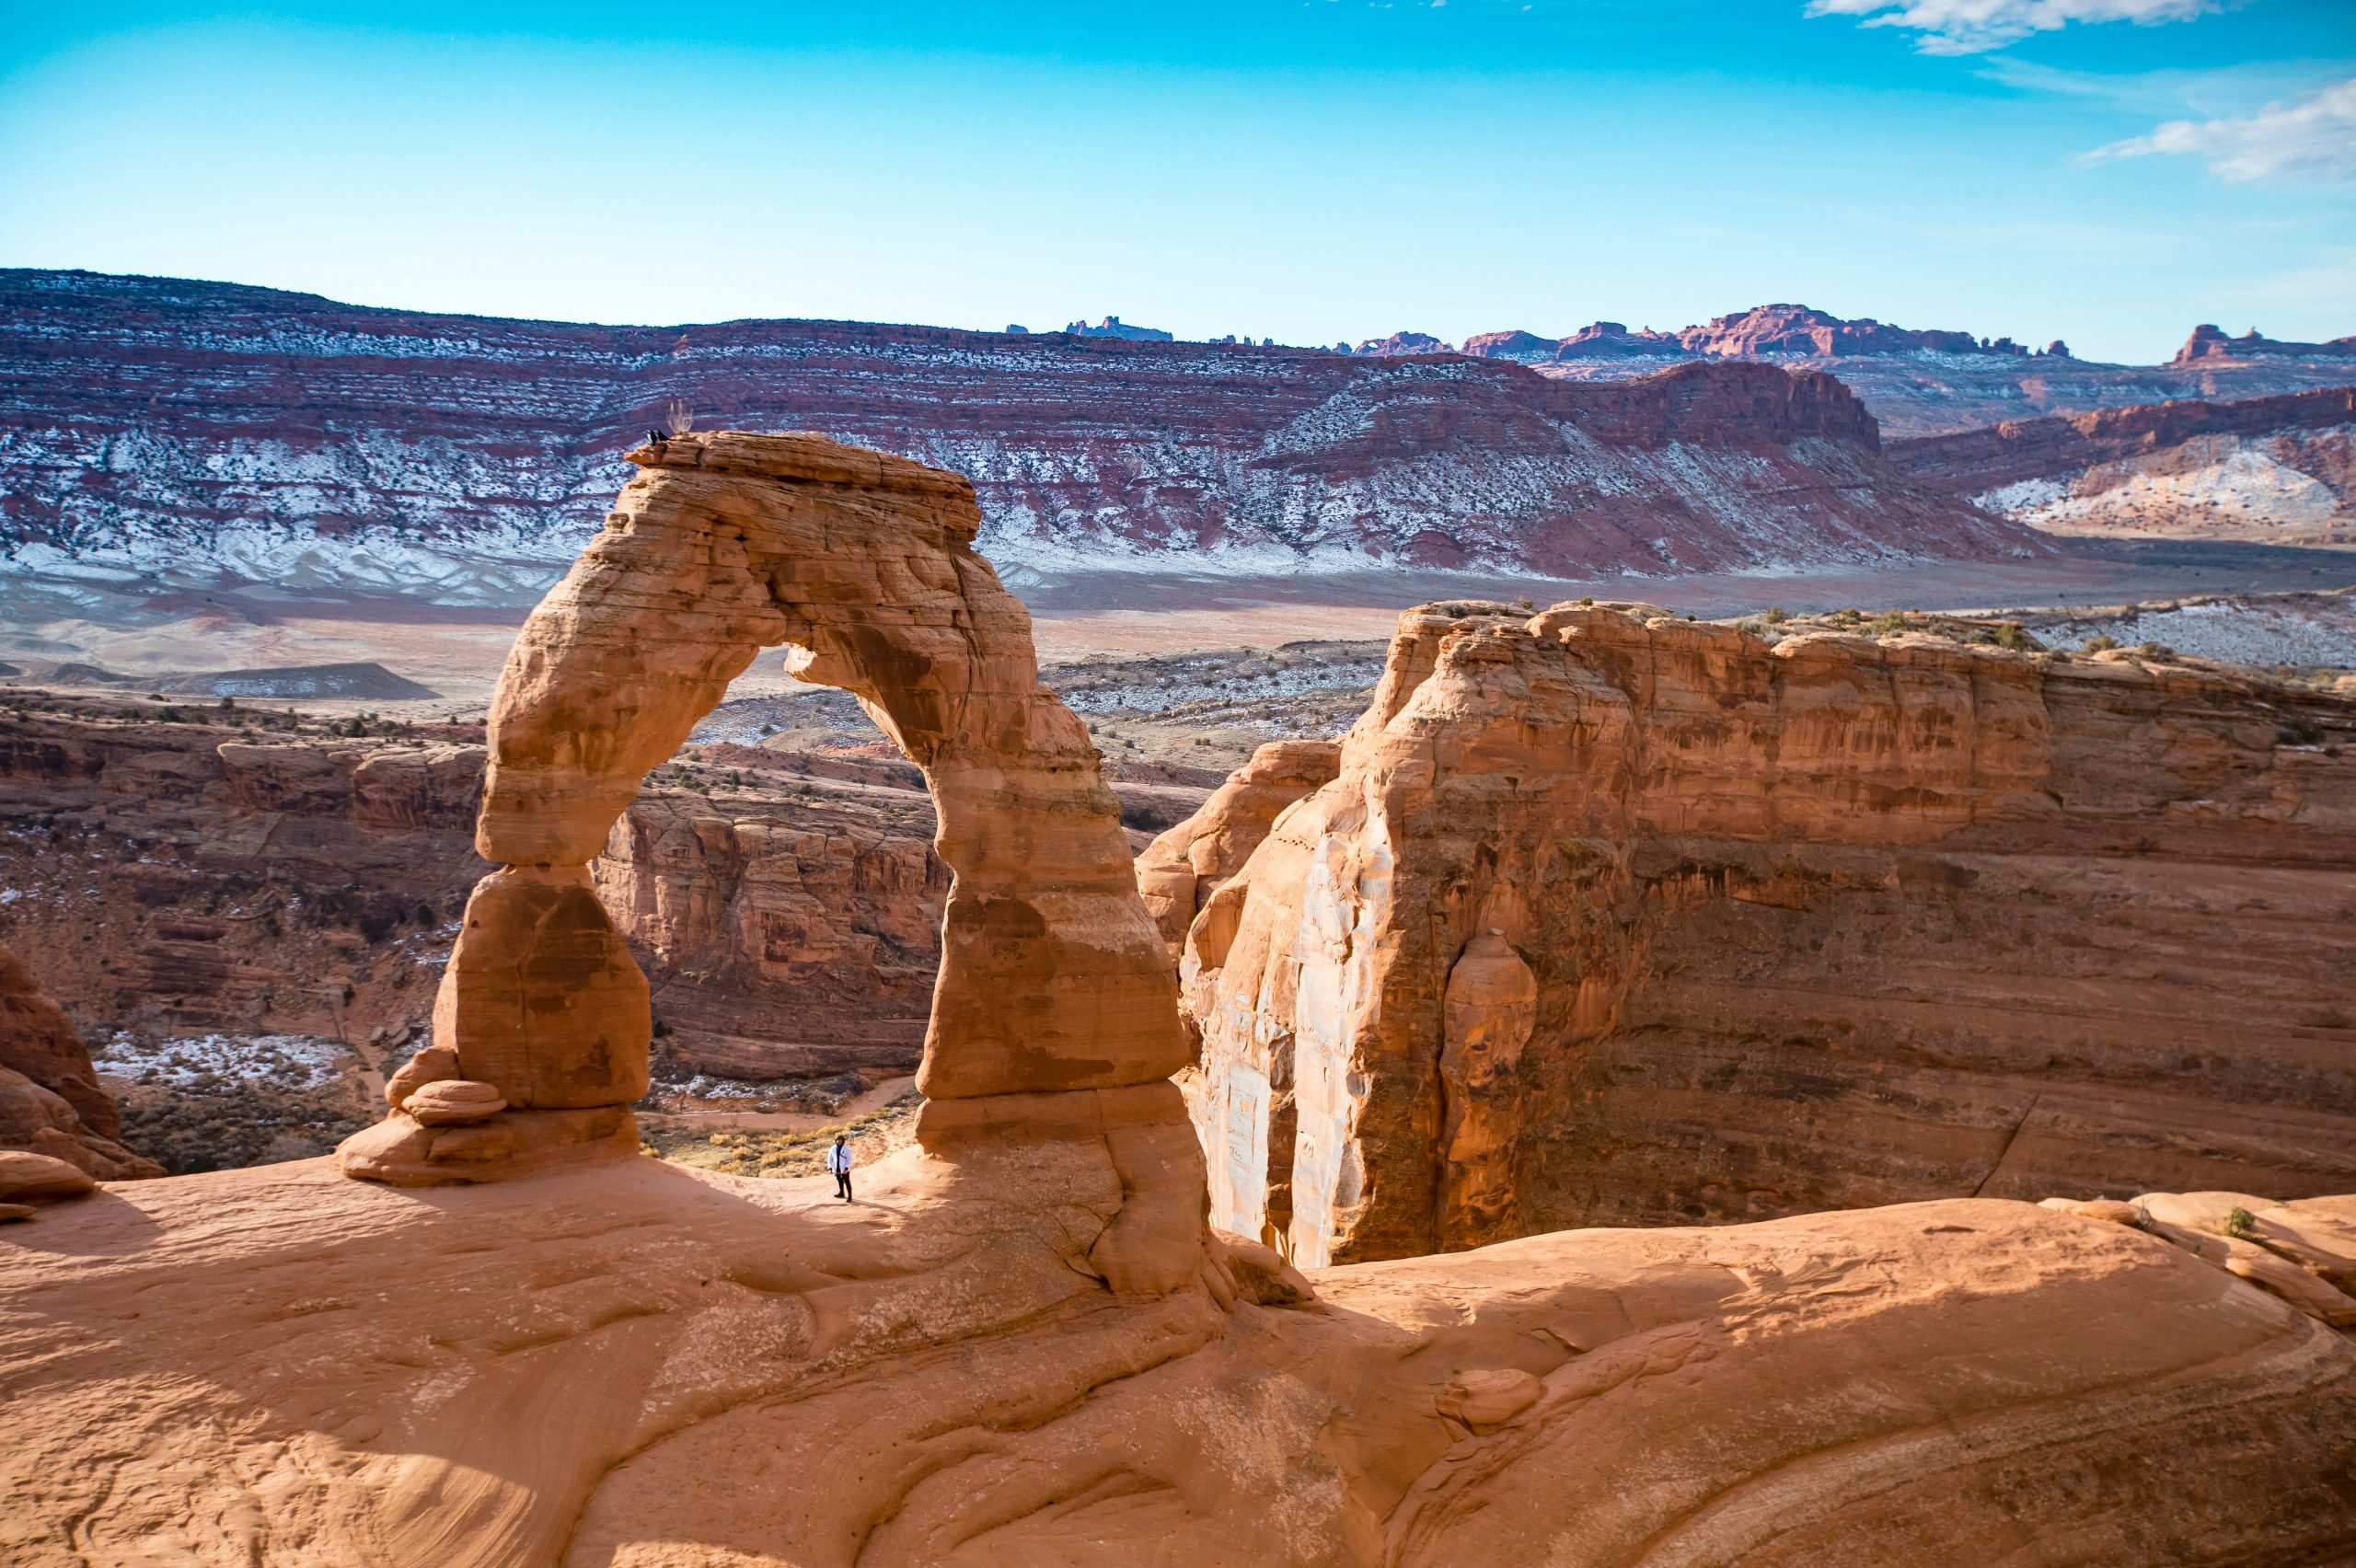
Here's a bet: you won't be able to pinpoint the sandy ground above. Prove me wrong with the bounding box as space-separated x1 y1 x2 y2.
5 539 2350 716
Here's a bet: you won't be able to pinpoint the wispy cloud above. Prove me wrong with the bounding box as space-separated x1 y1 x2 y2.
1974 56 2331 117
2092 75 2356 182
1805 0 2219 56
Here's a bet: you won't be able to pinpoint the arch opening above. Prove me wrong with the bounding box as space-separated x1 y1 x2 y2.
337 432 1195 1202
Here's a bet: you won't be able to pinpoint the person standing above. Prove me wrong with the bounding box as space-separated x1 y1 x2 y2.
828 1135 853 1201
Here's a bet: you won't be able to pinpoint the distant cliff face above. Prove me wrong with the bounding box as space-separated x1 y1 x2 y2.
593 754 951 1082
2174 324 2356 367
0 269 2036 609
1457 306 2356 437
1172 602 2356 1266
1891 386 2356 548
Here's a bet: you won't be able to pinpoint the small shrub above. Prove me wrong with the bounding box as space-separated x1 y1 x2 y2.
1762 606 1788 625
2139 641 2177 661
2082 634 2118 652
1577 596 1594 606
1871 610 1908 634
1992 623 2031 651
2225 1206 2258 1241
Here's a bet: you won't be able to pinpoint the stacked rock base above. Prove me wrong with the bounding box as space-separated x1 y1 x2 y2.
336 1105 641 1188
338 1041 641 1187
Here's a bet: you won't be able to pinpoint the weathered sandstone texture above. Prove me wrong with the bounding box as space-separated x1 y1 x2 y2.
592 761 950 1078
0 698 978 1113
1135 738 1340 953
0 709 488 1044
6 1154 2355 1564
338 433 1201 1279
1176 602 2356 1264
0 942 159 1182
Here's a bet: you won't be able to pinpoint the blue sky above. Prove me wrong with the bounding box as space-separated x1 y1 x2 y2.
2 1 2350 363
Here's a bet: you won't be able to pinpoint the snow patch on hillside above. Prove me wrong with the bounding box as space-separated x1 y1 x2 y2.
2043 596 2356 668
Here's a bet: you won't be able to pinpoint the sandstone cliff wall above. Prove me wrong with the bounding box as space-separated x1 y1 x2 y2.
1177 603 2356 1264
594 784 949 1078
0 711 488 1044
0 707 964 1089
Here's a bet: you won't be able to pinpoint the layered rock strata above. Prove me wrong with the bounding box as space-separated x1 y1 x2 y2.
1890 386 2356 548
2 269 2037 600
336 432 1206 1293
1177 602 2356 1264
0 708 488 1047
0 701 972 1099
595 776 949 1078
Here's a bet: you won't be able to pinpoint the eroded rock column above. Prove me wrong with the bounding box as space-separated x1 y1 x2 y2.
1438 930 1537 1249
335 432 1206 1291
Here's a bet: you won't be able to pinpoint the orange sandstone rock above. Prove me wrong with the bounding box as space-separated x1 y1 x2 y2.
10 1166 2354 1564
0 1149 98 1202
1436 1367 1543 1432
1438 931 1539 1250
401 1080 506 1125
0 942 161 1182
1182 601 2356 1264
1136 739 1339 952
382 1043 458 1108
432 867 651 1110
337 434 1201 1285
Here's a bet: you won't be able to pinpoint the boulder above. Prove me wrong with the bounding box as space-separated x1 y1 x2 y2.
402 1079 506 1126
0 1149 98 1202
1436 1368 1544 1433
384 1043 460 1109
1211 1230 1316 1307
2037 1196 2144 1227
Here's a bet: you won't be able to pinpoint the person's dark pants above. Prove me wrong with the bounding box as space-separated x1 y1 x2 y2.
835 1169 852 1200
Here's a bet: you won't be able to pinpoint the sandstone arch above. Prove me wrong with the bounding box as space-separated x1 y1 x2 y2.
338 433 1195 1216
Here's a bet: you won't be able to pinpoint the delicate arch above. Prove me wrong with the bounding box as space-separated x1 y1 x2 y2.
340 432 1191 1190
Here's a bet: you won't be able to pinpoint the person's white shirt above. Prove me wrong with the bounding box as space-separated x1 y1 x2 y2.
828 1143 852 1173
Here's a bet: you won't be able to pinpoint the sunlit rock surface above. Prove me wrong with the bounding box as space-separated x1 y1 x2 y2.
1177 601 2356 1264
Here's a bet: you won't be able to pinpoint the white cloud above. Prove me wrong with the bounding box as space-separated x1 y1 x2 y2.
2093 76 2356 182
1806 0 2219 55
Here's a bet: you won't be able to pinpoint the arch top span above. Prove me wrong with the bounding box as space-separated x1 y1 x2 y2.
340 432 1197 1196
